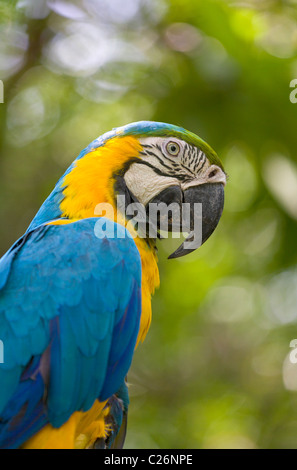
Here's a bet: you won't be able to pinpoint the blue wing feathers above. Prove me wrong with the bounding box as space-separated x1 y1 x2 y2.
0 217 142 447
99 280 141 401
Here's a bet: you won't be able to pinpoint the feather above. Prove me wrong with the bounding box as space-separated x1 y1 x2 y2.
0 217 141 448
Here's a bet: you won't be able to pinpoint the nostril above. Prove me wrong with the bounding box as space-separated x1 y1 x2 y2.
208 169 218 178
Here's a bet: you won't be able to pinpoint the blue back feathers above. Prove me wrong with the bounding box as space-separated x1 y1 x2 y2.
0 218 141 448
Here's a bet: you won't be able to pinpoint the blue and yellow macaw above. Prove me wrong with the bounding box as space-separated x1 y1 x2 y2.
0 121 226 449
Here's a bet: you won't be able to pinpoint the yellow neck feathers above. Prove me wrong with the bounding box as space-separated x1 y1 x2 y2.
60 136 141 219
59 135 160 343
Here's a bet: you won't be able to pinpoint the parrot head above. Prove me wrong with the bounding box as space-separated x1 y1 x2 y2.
113 121 226 258
29 121 226 258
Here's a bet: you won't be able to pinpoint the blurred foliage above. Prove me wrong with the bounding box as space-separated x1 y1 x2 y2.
1 0 297 449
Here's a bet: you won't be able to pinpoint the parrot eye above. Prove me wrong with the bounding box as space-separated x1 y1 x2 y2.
166 141 180 156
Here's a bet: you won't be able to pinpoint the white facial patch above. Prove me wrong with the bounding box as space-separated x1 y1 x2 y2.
124 136 226 205
181 165 227 190
124 162 179 206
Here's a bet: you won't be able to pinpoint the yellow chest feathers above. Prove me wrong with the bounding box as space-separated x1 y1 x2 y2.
59 135 160 343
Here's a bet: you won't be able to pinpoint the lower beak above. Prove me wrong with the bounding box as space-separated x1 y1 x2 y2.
147 183 224 259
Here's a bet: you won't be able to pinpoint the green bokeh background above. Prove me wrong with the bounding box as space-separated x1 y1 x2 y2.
1 0 297 449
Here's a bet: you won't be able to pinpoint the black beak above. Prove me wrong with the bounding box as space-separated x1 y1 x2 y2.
147 183 224 259
169 183 224 258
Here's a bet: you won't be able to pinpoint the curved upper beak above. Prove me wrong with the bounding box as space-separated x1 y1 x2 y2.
147 182 224 259
169 182 224 258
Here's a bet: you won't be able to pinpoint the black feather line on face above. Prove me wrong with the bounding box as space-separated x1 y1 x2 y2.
193 152 206 172
139 150 175 172
140 142 208 180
